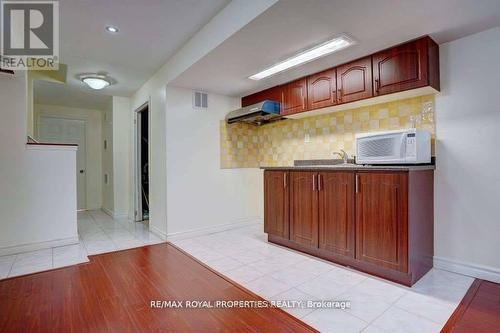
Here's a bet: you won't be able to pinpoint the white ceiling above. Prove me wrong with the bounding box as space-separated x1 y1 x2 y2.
171 0 500 97
35 0 230 107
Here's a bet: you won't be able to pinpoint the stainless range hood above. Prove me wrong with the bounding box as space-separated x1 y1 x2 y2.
225 100 282 126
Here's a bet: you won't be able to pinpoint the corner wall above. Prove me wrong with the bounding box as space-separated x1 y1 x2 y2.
434 27 500 282
0 74 78 255
111 96 133 218
101 97 133 219
165 86 263 237
102 100 114 214
130 0 277 237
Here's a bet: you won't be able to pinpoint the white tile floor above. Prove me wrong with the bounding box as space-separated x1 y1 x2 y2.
78 210 163 254
172 224 474 333
0 216 475 332
0 210 163 280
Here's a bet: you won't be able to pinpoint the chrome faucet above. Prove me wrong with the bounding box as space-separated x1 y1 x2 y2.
333 149 349 164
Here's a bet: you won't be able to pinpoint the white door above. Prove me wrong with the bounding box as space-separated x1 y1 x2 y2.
39 117 87 210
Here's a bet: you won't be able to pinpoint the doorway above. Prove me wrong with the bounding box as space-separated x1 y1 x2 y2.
135 103 149 221
38 117 87 210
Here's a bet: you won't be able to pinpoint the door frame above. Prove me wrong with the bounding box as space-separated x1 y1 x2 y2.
38 115 88 210
133 101 150 222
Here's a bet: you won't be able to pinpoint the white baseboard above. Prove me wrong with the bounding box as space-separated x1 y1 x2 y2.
0 236 79 256
149 225 167 240
166 218 263 242
434 256 500 284
102 207 114 217
102 207 129 220
113 213 129 219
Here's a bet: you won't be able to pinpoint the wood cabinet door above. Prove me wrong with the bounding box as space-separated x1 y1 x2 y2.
318 172 355 257
356 172 408 272
282 78 307 115
290 172 318 248
242 86 283 107
307 69 336 110
264 171 289 239
336 56 373 104
372 38 429 96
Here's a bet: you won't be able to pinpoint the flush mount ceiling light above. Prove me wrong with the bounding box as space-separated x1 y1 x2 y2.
79 74 111 90
249 34 355 80
105 25 119 33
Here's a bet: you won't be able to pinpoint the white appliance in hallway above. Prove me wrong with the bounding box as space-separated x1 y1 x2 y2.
39 117 87 210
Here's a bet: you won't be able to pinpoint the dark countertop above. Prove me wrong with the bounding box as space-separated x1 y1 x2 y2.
260 164 435 171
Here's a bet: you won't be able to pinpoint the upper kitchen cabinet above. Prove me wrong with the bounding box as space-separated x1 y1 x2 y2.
241 36 439 119
336 56 373 104
281 78 308 115
307 69 337 110
241 85 283 107
372 36 440 96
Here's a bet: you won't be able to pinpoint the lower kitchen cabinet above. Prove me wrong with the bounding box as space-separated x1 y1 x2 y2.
263 171 289 239
355 172 408 272
263 168 434 286
318 172 355 258
289 172 318 248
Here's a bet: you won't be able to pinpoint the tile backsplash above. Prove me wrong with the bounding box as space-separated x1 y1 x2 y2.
220 95 435 168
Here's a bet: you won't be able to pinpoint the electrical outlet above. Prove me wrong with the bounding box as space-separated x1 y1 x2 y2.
304 133 311 143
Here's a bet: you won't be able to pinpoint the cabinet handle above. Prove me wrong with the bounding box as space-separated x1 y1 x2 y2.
283 173 287 188
375 79 380 93
355 174 359 193
337 89 342 103
318 174 322 191
312 174 316 191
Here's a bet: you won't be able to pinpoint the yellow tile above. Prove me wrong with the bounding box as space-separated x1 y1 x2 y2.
369 119 380 130
377 108 389 119
220 95 435 168
379 118 389 129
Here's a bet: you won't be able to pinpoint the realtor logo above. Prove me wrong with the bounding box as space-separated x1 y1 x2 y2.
1 0 59 70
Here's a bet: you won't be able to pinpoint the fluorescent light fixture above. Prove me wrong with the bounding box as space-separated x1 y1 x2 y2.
249 35 355 80
80 74 111 90
106 26 119 33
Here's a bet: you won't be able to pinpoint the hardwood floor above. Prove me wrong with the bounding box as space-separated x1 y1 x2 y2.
442 279 500 333
0 243 316 333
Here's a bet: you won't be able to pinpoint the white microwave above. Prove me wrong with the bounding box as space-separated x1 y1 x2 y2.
355 129 431 164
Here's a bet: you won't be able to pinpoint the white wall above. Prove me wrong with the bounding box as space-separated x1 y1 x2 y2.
435 26 500 282
130 0 276 236
102 100 114 213
0 74 78 255
111 97 133 218
34 104 103 210
165 86 263 237
100 97 133 218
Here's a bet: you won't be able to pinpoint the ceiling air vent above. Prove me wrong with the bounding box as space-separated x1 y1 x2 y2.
193 90 208 110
